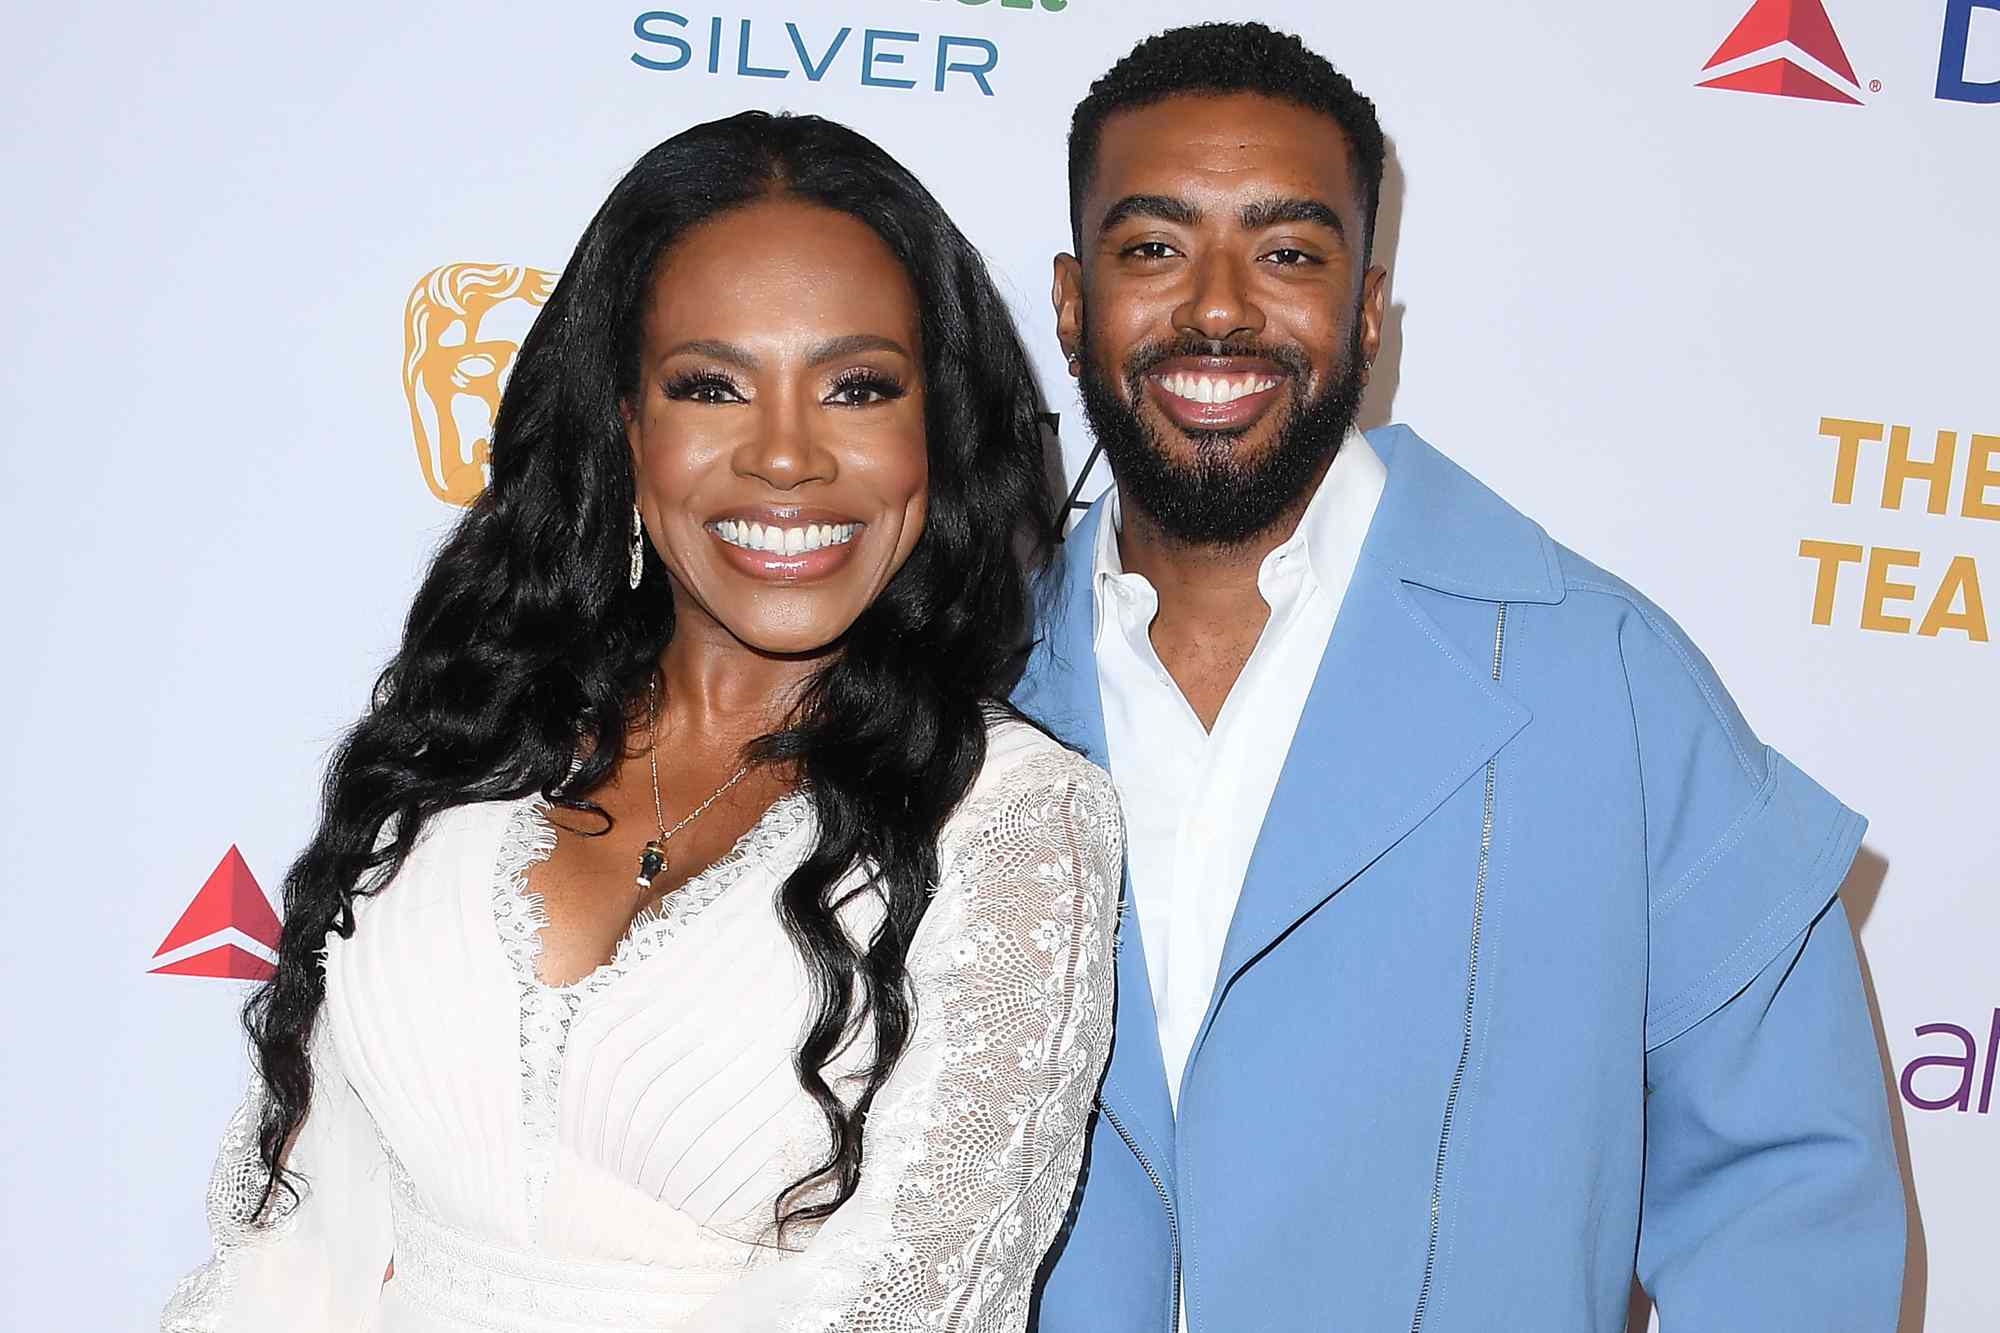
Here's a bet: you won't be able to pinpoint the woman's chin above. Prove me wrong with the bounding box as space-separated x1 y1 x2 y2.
718 614 857 662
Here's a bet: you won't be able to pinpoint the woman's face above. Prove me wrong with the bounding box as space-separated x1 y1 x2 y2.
625 197 929 657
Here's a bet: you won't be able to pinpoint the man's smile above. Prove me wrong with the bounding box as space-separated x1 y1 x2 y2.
1143 354 1291 432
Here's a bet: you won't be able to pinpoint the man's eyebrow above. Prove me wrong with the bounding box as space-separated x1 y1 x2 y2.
1097 193 1203 235
663 338 756 369
807 333 910 367
1239 196 1346 240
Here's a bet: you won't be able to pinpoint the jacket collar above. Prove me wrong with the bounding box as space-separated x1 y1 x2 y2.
1358 424 1565 607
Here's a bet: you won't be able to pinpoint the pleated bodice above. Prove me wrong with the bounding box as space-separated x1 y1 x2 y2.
323 792 839 1324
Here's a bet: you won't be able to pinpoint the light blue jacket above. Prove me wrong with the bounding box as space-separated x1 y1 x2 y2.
1018 427 1904 1332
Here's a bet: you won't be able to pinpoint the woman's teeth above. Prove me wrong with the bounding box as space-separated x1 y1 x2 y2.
1156 372 1282 404
714 519 859 556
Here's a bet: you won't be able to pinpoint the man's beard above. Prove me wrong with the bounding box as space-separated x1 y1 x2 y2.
1076 320 1368 547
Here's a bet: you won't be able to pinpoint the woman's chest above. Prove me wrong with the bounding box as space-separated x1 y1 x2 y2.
320 797 844 1242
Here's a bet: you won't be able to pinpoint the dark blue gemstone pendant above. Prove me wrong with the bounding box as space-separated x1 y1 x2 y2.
636 840 667 890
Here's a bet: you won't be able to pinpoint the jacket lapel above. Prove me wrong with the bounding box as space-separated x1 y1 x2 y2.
1215 560 1529 978
1015 504 1178 1176
1182 427 1563 1084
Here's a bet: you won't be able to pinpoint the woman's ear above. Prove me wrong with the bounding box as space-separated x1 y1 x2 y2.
621 396 642 472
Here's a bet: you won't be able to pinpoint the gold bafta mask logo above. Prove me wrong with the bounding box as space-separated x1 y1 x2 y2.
402 263 556 505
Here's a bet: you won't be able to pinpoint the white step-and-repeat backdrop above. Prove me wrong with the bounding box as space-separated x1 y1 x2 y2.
2 2 1992 1327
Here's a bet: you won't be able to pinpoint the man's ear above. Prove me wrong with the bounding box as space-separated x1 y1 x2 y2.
1052 253 1085 377
1359 265 1388 375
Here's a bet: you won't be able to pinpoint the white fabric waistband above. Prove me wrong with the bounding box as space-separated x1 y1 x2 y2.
388 1192 735 1332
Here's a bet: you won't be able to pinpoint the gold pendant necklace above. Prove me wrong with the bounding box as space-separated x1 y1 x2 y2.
636 672 750 892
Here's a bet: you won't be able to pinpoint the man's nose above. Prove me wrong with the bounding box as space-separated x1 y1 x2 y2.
734 390 836 491
1172 251 1265 345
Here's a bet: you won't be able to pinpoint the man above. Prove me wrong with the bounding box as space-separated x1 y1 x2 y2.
1017 22 1904 1332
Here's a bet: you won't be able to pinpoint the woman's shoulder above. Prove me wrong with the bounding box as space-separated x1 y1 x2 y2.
966 711 1113 802
938 712 1121 860
339 796 526 933
918 715 1121 954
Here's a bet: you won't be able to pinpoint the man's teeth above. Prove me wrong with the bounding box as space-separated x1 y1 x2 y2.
1157 372 1282 404
714 520 859 555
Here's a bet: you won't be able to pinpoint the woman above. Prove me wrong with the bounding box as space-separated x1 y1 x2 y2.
163 112 1121 1332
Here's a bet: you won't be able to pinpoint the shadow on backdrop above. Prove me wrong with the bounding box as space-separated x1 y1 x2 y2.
1844 847 1927 1332
1355 133 1405 433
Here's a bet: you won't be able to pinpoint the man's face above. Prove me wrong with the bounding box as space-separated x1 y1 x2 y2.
1054 92 1386 545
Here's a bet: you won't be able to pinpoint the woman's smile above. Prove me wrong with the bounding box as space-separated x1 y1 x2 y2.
705 505 867 582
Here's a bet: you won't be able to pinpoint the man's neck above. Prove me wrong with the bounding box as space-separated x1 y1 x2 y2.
1113 459 1327 730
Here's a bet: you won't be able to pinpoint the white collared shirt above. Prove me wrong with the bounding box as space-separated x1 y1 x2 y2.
1092 430 1387 1111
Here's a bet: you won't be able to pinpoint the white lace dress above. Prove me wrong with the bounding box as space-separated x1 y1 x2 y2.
163 722 1120 1333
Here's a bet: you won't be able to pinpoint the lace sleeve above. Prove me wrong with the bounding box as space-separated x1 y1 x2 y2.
161 1020 394 1331
682 747 1123 1333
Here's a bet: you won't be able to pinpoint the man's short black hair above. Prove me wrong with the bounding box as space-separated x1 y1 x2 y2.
1067 22 1386 260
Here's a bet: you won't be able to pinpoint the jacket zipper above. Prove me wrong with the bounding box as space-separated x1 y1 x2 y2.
1101 1099 1182 1331
1410 602 1508 1333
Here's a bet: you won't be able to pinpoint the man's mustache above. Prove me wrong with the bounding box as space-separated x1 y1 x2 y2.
1119 335 1314 384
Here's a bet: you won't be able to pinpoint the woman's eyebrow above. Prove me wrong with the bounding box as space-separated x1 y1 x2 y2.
662 335 909 369
807 334 910 367
663 338 757 369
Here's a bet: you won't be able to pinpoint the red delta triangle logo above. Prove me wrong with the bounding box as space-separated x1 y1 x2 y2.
1698 0 1865 104
150 846 281 980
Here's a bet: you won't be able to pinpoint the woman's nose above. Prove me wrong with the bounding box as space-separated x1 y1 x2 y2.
734 392 836 491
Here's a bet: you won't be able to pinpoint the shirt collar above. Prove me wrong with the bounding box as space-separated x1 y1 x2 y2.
1091 427 1385 614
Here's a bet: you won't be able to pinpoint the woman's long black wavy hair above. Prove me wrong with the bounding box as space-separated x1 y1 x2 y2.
246 111 1054 1237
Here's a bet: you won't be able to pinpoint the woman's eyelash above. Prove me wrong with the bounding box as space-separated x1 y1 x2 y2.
826 370 907 403
660 368 906 405
662 370 740 401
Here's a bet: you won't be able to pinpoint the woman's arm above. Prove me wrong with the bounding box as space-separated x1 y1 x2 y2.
161 1020 395 1331
684 747 1123 1333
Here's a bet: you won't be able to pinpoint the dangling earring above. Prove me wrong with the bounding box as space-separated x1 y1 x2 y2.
627 505 645 591
1066 352 1081 377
